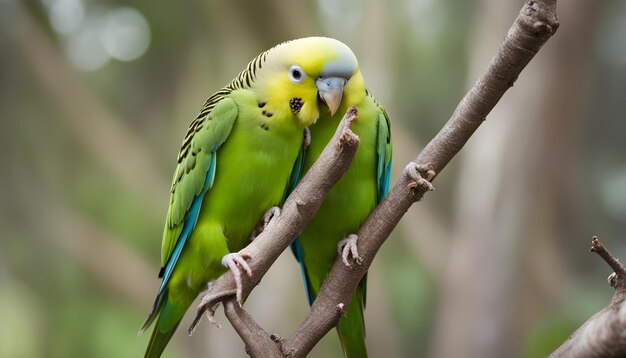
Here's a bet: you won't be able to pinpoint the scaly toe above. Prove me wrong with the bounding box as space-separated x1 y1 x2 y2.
303 127 311 148
221 251 253 305
405 163 435 192
206 303 221 329
263 206 281 228
337 234 361 267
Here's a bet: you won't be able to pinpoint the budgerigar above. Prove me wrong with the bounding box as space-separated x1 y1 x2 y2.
141 37 360 358
291 39 392 358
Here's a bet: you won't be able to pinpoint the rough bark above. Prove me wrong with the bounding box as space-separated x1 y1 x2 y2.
190 0 560 356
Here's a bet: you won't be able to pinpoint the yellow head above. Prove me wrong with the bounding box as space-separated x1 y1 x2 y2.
253 37 365 127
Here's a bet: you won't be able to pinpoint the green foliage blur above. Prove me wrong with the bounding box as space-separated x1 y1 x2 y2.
1 0 625 357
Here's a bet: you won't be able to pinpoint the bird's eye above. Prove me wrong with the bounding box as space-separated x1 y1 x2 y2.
289 65 306 84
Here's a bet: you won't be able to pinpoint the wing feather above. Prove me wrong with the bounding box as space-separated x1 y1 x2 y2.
376 110 392 201
159 97 238 287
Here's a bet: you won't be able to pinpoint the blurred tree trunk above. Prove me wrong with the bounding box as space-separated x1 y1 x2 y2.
430 1 603 357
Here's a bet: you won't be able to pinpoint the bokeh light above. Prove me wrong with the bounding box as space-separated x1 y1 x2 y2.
48 0 84 35
65 18 110 71
44 2 150 71
101 7 150 62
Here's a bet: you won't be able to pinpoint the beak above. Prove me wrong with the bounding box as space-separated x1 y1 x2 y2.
316 77 346 116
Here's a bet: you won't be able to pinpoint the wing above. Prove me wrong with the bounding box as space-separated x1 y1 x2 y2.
290 107 393 307
142 96 237 331
376 109 392 201
359 108 393 307
158 97 238 291
286 135 317 305
283 133 307 202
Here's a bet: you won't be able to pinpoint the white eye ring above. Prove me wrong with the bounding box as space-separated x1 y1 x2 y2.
288 65 306 84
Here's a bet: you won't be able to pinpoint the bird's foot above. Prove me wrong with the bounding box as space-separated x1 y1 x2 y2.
249 206 281 241
405 162 435 200
337 234 362 267
221 251 253 305
261 206 280 230
303 127 311 148
196 299 222 330
338 109 358 147
189 284 238 334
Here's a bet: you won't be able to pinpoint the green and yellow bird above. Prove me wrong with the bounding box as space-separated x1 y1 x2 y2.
141 37 360 358
290 41 392 357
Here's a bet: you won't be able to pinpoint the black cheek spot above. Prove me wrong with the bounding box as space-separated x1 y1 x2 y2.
258 102 266 108
290 97 303 114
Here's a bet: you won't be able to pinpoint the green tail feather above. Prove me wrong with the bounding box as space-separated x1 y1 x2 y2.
143 296 188 358
337 289 367 358
145 321 179 358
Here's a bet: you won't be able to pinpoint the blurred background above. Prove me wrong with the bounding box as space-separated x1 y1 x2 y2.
1 0 625 357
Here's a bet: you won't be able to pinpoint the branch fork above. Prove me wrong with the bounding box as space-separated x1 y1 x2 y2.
591 236 626 290
188 107 361 340
550 237 626 357
183 0 560 356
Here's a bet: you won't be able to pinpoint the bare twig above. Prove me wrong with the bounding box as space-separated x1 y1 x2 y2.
591 236 626 283
550 237 626 358
191 0 560 355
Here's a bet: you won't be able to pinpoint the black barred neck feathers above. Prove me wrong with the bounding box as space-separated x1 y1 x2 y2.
198 38 359 111
181 37 363 160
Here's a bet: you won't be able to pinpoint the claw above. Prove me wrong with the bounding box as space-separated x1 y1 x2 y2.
303 127 311 148
221 251 253 305
405 162 435 196
337 108 359 148
415 162 436 181
190 298 221 334
339 120 357 143
249 206 281 241
189 287 237 334
262 206 280 229
337 234 362 267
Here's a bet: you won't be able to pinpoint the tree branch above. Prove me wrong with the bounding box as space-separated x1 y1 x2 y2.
416 0 558 173
191 0 559 356
550 237 626 358
223 300 283 357
283 0 559 356
590 236 626 281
